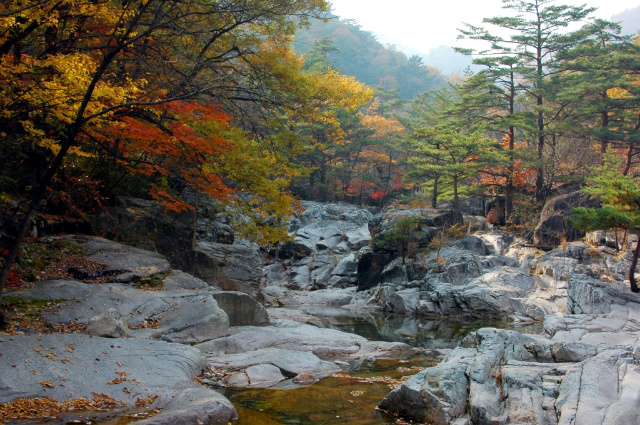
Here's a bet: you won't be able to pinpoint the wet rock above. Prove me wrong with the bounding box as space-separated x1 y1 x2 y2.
292 370 319 384
225 364 286 388
209 347 340 378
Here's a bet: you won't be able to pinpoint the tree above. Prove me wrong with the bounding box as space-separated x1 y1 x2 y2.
449 66 530 220
571 149 640 293
407 126 503 220
458 0 597 203
555 21 640 170
376 216 425 265
0 0 332 321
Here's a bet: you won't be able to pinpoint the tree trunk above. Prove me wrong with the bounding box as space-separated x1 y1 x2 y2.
536 105 545 203
0 0 153 322
505 126 515 220
431 175 439 208
629 238 640 293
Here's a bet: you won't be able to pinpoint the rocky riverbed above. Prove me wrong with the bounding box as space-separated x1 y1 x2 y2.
1 200 639 424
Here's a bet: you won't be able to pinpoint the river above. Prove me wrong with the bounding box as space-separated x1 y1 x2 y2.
225 307 542 425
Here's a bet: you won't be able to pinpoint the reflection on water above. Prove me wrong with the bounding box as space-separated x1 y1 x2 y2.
293 305 544 349
227 355 437 425
228 307 543 425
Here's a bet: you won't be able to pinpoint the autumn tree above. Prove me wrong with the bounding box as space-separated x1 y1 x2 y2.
0 0 333 320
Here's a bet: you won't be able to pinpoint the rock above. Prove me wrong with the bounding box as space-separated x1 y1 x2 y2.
197 319 364 356
208 347 340 378
87 308 130 338
162 270 210 290
292 370 319 384
80 236 171 284
193 240 263 297
14 280 230 344
267 202 376 290
90 197 197 271
379 349 475 424
0 334 237 424
555 347 640 425
356 249 394 291
225 364 286 388
332 253 358 277
290 288 356 306
534 191 600 247
379 328 581 425
210 291 270 326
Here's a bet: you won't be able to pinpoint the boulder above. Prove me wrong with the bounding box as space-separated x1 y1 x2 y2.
534 191 600 247
193 240 263 297
79 236 171 284
224 364 286 388
90 197 197 271
267 202 376 290
379 328 598 425
356 249 394 291
0 334 237 424
210 291 270 326
161 270 210 290
197 319 398 357
87 308 130 338
209 347 340 378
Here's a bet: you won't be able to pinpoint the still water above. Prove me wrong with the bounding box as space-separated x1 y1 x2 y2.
226 307 542 425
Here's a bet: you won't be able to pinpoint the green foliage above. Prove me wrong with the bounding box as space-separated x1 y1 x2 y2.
571 150 640 233
404 87 508 217
1 296 65 317
376 216 425 264
570 149 640 292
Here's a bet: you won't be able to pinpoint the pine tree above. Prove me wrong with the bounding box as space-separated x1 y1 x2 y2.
458 0 597 203
571 149 640 293
555 20 640 170
407 125 504 220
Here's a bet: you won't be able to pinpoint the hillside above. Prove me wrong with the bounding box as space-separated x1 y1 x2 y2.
294 16 448 99
611 4 640 36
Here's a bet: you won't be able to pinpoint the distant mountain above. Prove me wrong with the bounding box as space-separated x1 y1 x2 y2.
294 16 448 99
422 45 478 76
611 5 640 36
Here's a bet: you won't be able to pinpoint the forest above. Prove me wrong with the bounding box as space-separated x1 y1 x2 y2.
1 0 640 297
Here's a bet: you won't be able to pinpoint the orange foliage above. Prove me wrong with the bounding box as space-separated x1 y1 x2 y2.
479 138 535 191
86 100 235 208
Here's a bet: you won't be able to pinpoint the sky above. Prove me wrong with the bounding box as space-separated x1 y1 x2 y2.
328 0 640 57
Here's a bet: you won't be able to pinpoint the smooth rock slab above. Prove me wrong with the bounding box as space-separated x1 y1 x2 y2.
224 364 286 388
197 319 418 360
210 347 340 378
556 347 640 425
81 236 172 283
0 334 237 424
12 280 229 344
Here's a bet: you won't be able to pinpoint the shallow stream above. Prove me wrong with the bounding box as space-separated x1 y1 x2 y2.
226 307 543 425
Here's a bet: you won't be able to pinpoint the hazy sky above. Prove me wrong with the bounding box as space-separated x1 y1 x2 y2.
328 0 640 56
